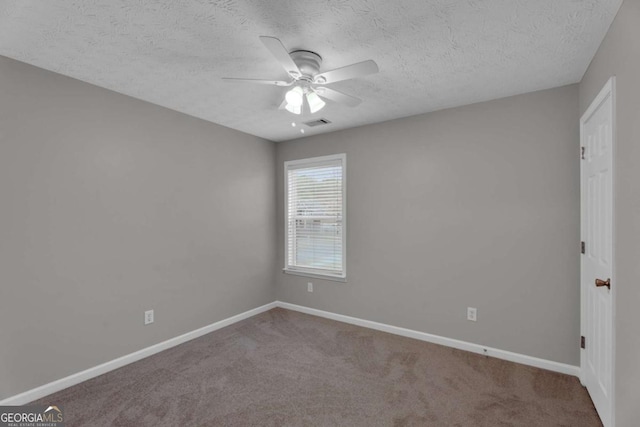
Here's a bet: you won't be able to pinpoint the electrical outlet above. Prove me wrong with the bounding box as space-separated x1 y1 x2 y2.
307 282 313 292
467 307 477 322
144 310 154 325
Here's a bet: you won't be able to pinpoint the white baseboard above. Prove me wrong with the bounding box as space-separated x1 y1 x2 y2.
1 299 580 405
0 301 277 406
275 301 581 378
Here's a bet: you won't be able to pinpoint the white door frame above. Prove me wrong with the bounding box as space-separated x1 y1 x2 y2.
580 76 616 427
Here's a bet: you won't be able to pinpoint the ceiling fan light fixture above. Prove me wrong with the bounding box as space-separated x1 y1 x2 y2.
306 91 326 114
285 86 304 107
225 36 378 121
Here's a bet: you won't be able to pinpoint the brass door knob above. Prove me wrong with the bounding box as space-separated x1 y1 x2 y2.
595 278 611 290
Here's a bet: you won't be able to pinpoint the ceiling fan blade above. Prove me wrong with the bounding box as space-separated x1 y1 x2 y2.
315 87 362 107
314 60 378 84
259 36 302 78
222 77 293 87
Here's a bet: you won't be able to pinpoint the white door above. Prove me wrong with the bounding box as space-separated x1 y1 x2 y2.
581 77 615 427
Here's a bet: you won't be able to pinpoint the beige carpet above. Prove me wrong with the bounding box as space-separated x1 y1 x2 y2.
33 308 601 426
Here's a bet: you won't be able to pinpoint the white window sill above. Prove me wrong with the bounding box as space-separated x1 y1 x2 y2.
283 269 347 283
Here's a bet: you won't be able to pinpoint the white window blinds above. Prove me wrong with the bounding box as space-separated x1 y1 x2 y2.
285 154 346 279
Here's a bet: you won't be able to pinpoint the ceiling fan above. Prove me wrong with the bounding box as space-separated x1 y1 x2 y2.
223 36 379 115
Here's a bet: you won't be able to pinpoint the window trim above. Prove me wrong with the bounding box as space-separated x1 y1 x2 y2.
283 153 346 281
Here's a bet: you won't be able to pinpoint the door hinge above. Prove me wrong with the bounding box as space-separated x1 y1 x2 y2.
581 146 585 160
581 336 586 349
581 241 586 254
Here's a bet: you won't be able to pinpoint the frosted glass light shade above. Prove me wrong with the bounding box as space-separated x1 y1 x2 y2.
285 86 304 107
285 103 302 114
306 91 326 113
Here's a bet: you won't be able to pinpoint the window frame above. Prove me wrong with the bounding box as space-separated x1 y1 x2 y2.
283 153 347 282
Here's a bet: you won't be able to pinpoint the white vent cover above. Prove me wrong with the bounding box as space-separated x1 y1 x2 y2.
303 118 332 127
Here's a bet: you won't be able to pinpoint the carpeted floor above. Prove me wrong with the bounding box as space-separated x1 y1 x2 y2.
33 308 601 426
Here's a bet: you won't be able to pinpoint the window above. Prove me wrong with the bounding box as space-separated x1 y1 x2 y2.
284 154 346 280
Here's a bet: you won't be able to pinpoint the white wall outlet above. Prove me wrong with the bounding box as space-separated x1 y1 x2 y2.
307 282 313 292
467 307 477 322
144 309 154 325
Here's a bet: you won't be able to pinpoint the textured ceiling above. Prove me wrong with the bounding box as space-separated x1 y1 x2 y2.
0 0 623 142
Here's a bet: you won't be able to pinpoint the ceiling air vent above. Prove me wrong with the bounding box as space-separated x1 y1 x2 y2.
303 118 332 127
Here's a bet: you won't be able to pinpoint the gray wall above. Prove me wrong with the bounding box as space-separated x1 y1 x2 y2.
0 56 276 400
579 0 640 425
276 85 580 365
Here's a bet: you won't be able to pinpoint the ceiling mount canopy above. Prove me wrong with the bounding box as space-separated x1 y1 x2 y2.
223 36 379 115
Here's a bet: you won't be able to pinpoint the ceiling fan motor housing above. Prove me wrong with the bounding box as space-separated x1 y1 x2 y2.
289 50 322 82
